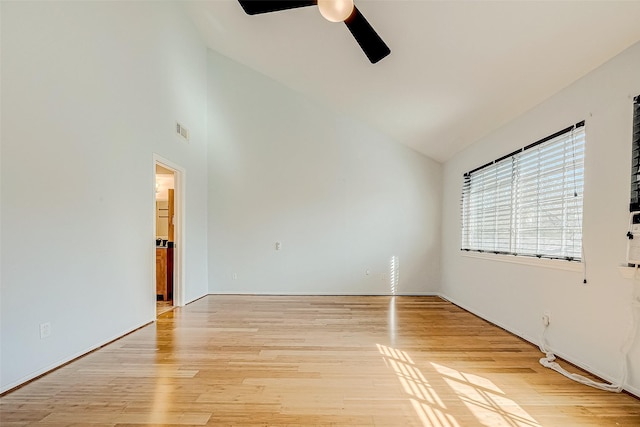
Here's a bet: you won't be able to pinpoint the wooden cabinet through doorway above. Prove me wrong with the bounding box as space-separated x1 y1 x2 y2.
156 248 167 301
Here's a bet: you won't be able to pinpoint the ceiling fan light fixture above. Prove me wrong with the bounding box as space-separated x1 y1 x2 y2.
318 0 354 23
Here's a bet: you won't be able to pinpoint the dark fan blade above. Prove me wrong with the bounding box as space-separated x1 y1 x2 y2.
238 0 316 15
344 6 390 64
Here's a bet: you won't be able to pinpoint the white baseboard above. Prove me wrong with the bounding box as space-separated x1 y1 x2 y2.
1 319 153 395
6 294 636 399
438 293 640 399
206 291 441 296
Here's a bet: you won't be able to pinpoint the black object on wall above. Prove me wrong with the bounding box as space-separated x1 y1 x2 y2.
630 95 640 211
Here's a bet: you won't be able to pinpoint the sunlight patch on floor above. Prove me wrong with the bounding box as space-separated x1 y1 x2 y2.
378 344 541 427
431 362 540 427
378 344 459 427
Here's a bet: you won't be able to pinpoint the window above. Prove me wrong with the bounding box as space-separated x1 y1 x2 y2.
461 121 585 261
630 95 640 211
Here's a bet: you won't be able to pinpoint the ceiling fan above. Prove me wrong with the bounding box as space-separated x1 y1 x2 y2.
237 0 391 64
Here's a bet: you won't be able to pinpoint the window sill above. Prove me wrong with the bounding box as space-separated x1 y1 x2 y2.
460 251 583 272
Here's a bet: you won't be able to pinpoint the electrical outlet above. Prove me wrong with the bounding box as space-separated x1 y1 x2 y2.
40 322 51 339
542 313 551 326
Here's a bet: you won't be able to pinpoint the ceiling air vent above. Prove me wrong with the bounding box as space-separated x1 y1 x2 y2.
176 122 189 141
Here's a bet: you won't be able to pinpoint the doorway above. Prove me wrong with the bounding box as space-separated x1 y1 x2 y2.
153 156 184 316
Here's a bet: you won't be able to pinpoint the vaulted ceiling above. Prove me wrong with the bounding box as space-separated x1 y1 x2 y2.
185 1 640 162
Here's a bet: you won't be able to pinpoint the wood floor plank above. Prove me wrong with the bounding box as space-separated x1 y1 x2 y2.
1 295 638 426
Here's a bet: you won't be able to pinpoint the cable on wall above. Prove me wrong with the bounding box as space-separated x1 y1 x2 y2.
538 267 640 392
538 96 640 391
581 236 587 284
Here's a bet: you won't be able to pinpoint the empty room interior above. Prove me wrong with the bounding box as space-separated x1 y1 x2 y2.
2 1 640 425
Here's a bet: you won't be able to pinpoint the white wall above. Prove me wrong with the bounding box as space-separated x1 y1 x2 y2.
441 42 640 395
206 51 442 295
0 1 209 392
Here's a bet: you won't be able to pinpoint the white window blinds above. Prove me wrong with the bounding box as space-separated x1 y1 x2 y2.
461 121 585 261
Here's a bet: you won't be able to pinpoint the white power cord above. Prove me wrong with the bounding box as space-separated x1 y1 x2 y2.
538 267 640 393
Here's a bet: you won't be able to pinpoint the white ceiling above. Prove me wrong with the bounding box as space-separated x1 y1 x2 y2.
185 0 640 163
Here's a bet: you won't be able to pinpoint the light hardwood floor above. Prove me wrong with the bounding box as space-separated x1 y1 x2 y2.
156 300 174 316
1 295 639 426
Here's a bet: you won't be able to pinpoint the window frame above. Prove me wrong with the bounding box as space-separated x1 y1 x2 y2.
631 95 640 211
460 121 586 263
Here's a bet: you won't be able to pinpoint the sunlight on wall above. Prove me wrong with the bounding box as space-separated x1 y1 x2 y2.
390 255 399 295
377 344 541 427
